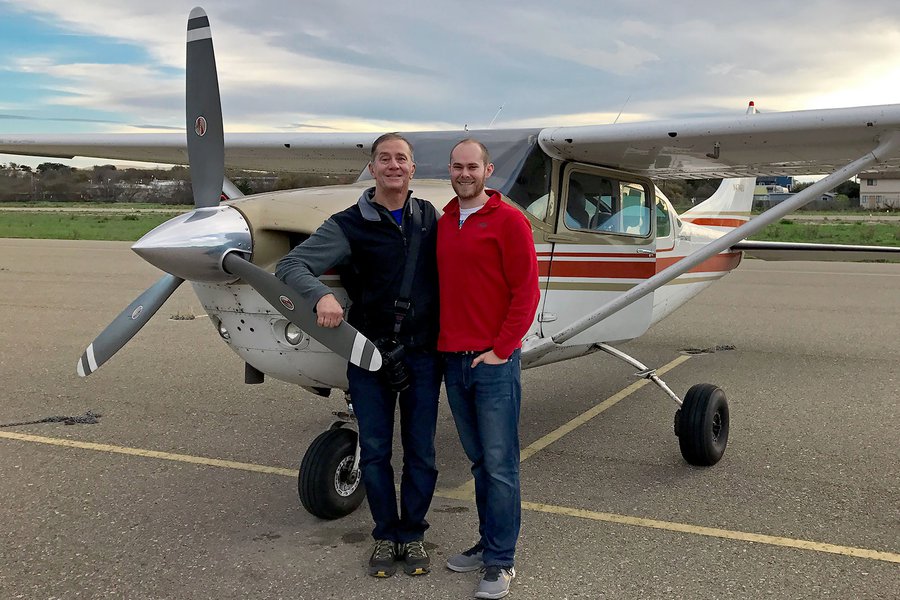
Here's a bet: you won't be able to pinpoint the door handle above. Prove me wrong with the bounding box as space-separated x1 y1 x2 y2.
546 233 578 243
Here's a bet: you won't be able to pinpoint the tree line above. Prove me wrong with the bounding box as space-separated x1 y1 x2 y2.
0 162 355 203
1 162 861 208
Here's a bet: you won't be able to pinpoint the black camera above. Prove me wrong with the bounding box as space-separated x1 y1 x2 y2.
376 338 410 392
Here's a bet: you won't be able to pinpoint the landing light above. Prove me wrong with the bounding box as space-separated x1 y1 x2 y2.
214 317 230 340
284 322 305 345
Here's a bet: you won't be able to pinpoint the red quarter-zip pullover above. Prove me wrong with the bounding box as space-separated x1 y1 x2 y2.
437 191 540 359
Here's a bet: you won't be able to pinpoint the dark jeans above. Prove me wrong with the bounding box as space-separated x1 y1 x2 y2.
347 348 441 544
444 349 522 568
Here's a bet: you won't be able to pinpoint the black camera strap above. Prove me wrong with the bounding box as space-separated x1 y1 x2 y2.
392 199 423 337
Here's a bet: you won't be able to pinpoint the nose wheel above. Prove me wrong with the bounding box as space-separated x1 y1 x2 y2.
298 426 366 519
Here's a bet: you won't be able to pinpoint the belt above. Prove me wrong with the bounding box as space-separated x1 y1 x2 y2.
445 348 492 356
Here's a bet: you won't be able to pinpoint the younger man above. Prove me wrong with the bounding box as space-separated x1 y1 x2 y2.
437 138 540 599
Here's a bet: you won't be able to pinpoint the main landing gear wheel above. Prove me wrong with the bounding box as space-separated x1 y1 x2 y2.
298 427 366 519
674 383 729 466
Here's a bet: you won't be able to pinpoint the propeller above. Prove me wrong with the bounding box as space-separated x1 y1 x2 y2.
77 7 381 377
75 8 218 377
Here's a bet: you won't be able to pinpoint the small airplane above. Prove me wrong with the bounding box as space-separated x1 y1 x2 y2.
3 8 900 521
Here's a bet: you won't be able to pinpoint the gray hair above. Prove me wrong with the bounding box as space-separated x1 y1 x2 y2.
370 133 414 161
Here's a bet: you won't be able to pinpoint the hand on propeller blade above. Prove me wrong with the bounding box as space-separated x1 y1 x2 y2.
222 253 382 371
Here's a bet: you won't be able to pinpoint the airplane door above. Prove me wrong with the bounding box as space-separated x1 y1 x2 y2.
538 165 657 345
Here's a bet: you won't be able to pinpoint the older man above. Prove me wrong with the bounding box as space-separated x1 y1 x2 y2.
277 133 441 578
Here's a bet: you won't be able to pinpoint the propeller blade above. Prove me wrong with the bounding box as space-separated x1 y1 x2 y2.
76 274 184 377
185 7 225 209
221 253 382 371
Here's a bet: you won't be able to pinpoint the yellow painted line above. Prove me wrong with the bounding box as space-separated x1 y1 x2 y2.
3 429 898 564
518 500 900 565
520 354 691 462
448 354 692 497
0 431 298 477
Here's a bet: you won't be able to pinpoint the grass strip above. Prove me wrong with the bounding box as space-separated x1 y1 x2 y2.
748 220 900 246
0 212 174 241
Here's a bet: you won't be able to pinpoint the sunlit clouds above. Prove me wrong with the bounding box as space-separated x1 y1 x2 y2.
3 0 900 138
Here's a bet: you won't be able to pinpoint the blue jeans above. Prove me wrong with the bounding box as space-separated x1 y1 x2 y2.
347 348 441 544
444 349 521 568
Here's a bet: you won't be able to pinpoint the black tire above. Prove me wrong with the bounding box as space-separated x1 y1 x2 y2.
675 383 729 466
298 427 366 519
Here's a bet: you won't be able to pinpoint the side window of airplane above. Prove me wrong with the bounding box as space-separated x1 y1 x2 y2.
656 195 671 238
561 169 652 237
510 145 553 220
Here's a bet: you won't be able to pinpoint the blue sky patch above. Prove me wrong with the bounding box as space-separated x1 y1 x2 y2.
0 11 149 65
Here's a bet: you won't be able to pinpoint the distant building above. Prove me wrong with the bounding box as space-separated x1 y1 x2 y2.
754 183 790 196
757 175 795 189
753 190 835 209
859 171 900 209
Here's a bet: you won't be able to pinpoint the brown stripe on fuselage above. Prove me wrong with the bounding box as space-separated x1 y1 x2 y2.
538 251 741 279
656 251 742 274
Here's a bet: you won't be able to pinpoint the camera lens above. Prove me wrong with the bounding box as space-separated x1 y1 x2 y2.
377 338 410 392
387 361 410 392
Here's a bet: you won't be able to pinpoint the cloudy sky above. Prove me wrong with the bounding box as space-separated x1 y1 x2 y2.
3 0 900 166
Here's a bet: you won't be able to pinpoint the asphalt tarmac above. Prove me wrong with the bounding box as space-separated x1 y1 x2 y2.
1 238 897 600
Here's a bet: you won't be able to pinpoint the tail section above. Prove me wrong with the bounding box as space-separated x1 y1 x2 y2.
680 177 756 233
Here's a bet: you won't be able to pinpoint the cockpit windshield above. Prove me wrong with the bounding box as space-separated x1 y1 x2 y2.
356 129 550 210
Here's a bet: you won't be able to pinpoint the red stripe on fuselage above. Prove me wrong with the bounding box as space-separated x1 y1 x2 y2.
539 260 654 279
682 217 748 228
537 251 742 278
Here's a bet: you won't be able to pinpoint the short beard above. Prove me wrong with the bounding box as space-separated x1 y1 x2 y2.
453 179 485 202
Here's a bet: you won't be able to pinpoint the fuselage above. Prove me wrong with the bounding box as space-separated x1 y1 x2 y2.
156 175 745 389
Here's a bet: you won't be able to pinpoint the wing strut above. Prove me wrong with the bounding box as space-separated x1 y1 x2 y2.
523 132 900 363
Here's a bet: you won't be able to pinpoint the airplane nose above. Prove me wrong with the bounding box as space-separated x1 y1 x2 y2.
132 205 252 282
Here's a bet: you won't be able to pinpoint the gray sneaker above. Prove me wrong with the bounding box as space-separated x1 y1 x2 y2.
475 566 516 599
446 542 484 572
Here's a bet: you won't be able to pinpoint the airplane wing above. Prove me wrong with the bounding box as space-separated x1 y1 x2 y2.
538 104 900 179
6 104 900 178
0 132 376 174
732 240 900 262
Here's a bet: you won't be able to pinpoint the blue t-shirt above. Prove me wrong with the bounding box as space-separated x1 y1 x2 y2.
389 208 403 225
